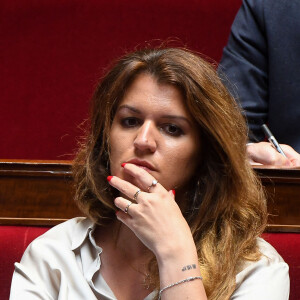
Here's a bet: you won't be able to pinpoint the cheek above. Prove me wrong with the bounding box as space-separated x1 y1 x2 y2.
109 126 134 178
109 128 122 176
109 148 120 176
163 140 200 187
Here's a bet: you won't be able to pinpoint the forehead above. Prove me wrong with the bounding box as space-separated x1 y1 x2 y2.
118 73 190 116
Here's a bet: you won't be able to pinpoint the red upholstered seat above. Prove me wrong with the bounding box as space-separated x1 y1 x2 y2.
0 226 50 299
262 233 300 300
1 227 299 300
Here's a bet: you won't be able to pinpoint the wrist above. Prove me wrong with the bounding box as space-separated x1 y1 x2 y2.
156 244 200 282
154 233 197 263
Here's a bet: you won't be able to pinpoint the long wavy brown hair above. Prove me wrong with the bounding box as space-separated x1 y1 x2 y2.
73 47 267 299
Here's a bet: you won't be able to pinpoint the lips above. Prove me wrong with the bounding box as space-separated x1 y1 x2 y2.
126 159 157 172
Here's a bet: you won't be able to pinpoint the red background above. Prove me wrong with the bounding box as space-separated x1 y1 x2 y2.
0 0 241 159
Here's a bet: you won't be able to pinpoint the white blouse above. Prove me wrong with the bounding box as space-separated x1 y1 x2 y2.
10 217 290 300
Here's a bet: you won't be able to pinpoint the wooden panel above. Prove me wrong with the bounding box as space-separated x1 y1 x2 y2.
0 160 81 225
254 166 300 233
0 160 299 232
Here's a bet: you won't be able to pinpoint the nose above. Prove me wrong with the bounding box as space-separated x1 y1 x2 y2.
133 121 157 153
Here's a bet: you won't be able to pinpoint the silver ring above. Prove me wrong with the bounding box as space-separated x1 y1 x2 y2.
133 188 141 201
147 179 158 191
124 201 133 214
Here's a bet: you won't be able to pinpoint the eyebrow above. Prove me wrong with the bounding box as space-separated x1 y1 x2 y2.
117 104 192 125
118 104 140 114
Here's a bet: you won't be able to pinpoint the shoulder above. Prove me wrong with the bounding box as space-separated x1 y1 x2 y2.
22 217 93 259
232 0 265 30
241 0 294 18
34 217 87 241
12 218 97 299
232 238 290 300
257 237 286 263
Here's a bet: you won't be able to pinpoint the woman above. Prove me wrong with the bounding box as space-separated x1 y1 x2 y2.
10 48 289 300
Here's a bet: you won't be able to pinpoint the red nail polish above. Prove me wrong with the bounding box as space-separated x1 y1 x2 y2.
121 163 126 168
172 189 176 196
107 176 113 182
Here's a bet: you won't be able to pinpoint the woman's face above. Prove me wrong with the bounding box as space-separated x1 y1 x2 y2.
109 73 201 191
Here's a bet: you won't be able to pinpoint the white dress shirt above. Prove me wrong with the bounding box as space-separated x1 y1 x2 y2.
10 217 290 300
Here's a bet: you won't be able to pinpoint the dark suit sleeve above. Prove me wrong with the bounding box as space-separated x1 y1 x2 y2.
219 0 268 142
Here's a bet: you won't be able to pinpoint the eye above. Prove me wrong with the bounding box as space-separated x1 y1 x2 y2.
121 117 140 128
163 124 184 137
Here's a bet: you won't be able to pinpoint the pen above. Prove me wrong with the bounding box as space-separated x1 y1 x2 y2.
261 124 287 157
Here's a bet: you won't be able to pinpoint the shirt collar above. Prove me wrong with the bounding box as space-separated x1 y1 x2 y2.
71 217 96 250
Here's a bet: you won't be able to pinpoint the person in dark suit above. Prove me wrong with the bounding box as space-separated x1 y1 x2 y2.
219 0 300 167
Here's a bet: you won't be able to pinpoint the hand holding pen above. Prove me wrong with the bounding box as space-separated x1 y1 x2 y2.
245 125 300 167
261 124 287 157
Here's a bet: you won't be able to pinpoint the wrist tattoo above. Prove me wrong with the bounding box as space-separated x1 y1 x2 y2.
181 264 196 271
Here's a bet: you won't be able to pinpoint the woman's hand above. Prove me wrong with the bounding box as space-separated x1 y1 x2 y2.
107 163 193 260
108 163 207 299
247 142 300 167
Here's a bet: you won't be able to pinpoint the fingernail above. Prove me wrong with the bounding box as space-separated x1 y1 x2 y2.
121 163 127 168
107 176 113 182
172 189 176 196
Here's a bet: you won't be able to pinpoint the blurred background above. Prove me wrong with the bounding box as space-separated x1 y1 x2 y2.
0 0 241 159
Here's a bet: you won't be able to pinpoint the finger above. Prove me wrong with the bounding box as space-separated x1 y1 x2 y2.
247 143 292 167
169 189 176 199
115 210 135 230
249 160 263 166
108 176 145 203
122 163 162 193
290 157 300 167
281 145 300 167
114 196 137 215
260 151 292 166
